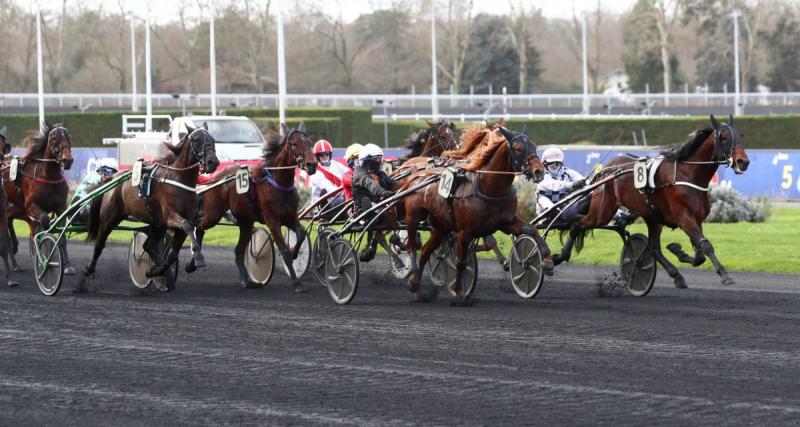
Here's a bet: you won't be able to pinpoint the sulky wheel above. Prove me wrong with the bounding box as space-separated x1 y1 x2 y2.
282 228 311 280
426 240 478 300
151 232 178 292
128 231 152 289
244 227 275 287
620 233 657 297
509 235 545 299
325 237 359 304
34 233 64 296
388 230 412 280
312 228 334 287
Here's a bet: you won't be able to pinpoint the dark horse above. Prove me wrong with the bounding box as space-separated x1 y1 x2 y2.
186 123 317 292
2 121 74 274
81 123 219 292
553 115 750 288
400 125 547 305
0 127 19 287
395 119 458 166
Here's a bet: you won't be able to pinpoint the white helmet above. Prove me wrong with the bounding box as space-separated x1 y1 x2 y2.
358 143 384 161
96 158 118 173
541 147 565 164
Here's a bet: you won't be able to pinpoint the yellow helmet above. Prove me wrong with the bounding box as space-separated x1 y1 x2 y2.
345 143 364 160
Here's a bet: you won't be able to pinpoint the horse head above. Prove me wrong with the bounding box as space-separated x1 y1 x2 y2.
281 122 317 175
425 119 459 154
0 126 9 156
710 114 749 174
498 125 544 182
44 121 73 170
184 122 220 174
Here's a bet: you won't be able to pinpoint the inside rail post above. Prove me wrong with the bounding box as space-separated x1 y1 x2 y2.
36 6 45 132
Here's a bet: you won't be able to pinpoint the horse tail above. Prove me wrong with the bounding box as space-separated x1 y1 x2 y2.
573 228 592 254
86 195 103 241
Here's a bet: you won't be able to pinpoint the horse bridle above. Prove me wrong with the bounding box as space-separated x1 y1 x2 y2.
186 128 214 167
506 134 536 178
284 129 315 171
46 126 71 162
711 124 737 166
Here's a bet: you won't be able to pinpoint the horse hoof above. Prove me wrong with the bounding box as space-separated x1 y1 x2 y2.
501 258 510 272
542 259 555 277
241 280 261 289
721 275 736 287
185 262 196 274
292 283 307 294
449 297 474 307
7 281 19 288
63 266 76 276
674 276 688 289
411 291 432 303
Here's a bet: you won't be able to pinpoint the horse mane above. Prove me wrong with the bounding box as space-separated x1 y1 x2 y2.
21 126 54 160
442 124 487 159
251 129 284 180
660 126 714 161
398 128 432 161
459 128 507 171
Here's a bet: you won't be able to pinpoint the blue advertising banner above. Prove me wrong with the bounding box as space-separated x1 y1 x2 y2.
13 147 799 199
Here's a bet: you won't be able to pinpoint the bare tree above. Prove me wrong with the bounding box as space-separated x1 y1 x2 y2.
314 9 372 90
436 0 474 94
41 0 68 92
565 1 603 92
90 0 129 92
650 0 684 99
154 0 207 92
506 1 539 94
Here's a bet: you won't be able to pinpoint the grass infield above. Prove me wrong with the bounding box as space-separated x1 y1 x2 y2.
15 206 800 275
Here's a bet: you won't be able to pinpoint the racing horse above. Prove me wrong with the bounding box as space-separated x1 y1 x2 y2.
394 120 511 269
400 125 548 305
395 119 459 166
553 115 750 288
0 127 18 287
185 123 317 292
80 123 219 292
2 121 74 274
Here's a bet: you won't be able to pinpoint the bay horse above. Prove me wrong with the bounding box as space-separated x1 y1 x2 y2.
553 115 750 288
395 119 458 166
80 123 219 292
2 121 74 274
0 127 18 287
400 126 548 306
186 123 317 292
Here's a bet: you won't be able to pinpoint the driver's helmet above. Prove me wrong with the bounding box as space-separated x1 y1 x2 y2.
359 144 384 171
313 139 334 166
96 158 118 176
344 143 363 169
541 147 565 177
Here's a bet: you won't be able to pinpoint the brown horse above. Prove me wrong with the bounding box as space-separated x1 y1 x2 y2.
187 123 317 292
553 115 750 288
400 126 548 305
80 123 219 292
395 119 458 166
2 122 74 274
0 127 18 287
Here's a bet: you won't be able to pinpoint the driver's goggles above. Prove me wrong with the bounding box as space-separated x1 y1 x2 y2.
98 166 117 175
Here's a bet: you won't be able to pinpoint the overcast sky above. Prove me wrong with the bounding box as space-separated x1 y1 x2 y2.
32 0 636 23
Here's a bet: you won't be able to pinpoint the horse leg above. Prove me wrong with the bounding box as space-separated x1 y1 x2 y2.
645 221 687 289
7 218 22 271
410 225 445 302
161 213 205 272
77 217 122 293
483 235 509 271
667 220 735 286
233 221 259 288
266 221 305 293
501 217 554 275
185 227 205 274
0 234 18 288
449 231 474 307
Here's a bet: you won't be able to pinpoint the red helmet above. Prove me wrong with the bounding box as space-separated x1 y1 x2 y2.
314 140 333 154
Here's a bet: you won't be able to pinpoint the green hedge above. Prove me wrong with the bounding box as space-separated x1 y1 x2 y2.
370 115 800 149
251 117 341 142
3 110 799 149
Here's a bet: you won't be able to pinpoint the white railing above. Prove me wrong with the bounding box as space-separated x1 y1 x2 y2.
1 91 798 113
